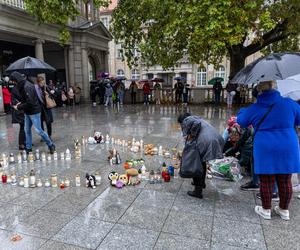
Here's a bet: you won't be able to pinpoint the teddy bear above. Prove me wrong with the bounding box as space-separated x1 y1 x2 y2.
118 174 128 186
86 173 96 189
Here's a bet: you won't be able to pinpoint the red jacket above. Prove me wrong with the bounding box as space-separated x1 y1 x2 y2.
2 87 11 105
143 84 151 94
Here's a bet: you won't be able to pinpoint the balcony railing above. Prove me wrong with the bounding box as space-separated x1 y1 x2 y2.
0 0 25 9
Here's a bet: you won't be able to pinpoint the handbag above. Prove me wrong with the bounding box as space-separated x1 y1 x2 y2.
179 139 203 178
61 92 67 102
45 91 56 109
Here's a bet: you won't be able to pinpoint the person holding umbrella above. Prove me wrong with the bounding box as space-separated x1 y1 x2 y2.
10 71 55 154
213 79 223 105
237 80 300 220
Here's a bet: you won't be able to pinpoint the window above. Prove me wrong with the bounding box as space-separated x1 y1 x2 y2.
214 65 225 79
147 73 154 80
116 44 122 59
197 67 207 86
117 69 125 77
131 69 140 80
100 17 109 29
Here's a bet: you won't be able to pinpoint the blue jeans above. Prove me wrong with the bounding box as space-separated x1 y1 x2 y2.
118 91 124 104
25 113 53 149
144 94 149 104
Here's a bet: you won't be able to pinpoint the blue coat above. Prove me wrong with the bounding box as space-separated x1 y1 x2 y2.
237 90 300 174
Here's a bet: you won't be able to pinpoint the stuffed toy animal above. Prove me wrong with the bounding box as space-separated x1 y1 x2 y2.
86 173 96 189
108 171 119 186
94 131 103 144
126 168 140 186
115 180 124 189
119 174 128 185
88 137 96 144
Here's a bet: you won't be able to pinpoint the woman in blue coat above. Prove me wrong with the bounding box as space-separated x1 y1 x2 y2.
237 81 300 221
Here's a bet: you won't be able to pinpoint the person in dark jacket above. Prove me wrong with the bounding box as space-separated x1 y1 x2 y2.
10 72 55 154
11 84 25 150
213 80 223 105
174 81 184 103
178 113 224 198
36 76 54 139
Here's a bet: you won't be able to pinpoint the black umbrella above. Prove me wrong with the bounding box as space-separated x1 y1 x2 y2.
231 52 300 85
5 56 56 76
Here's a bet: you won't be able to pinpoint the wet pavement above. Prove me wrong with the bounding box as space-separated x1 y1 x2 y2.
0 104 299 250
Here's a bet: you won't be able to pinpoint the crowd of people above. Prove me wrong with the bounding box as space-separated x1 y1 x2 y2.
0 73 82 154
179 80 300 221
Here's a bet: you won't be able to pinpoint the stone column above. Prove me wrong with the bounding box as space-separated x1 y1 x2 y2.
104 50 109 72
34 39 44 60
67 46 75 88
81 48 89 99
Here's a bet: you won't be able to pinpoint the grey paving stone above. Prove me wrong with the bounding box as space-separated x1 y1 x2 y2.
98 224 159 250
172 194 214 216
214 199 260 224
133 189 176 209
10 188 62 209
154 233 210 250
41 191 97 215
0 204 38 230
118 203 170 231
97 186 142 203
53 216 114 249
162 211 213 241
11 210 73 239
0 184 27 203
211 242 250 250
0 229 46 250
78 197 131 223
263 225 300 250
144 180 183 194
39 240 89 250
212 217 267 250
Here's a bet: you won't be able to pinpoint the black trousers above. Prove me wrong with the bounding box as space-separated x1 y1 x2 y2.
19 123 26 149
193 162 207 187
4 104 10 113
131 93 136 104
41 121 52 137
175 92 182 103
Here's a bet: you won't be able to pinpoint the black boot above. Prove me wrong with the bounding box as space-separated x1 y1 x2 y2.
187 186 203 199
191 181 206 189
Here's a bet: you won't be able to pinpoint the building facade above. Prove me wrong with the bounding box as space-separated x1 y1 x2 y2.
0 0 112 98
100 0 262 88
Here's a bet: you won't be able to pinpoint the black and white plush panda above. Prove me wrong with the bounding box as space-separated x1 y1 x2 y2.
108 171 119 186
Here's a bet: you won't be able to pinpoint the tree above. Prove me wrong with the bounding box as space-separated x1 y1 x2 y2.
23 0 110 43
111 0 300 77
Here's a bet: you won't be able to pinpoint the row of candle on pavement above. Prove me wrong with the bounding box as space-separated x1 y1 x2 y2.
0 169 102 189
0 147 81 167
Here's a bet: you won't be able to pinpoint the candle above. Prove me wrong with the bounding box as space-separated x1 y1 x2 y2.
2 174 7 183
95 172 101 185
53 151 58 161
11 172 17 186
44 179 51 187
60 152 65 160
29 170 36 187
24 175 29 188
65 178 70 187
19 177 24 187
51 174 58 187
35 149 40 161
9 153 15 163
65 149 71 160
47 154 52 161
37 179 43 187
75 175 81 187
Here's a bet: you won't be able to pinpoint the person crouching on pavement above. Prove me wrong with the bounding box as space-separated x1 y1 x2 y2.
10 72 55 154
178 113 224 198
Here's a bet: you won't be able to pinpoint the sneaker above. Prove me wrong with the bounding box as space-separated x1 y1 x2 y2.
293 184 300 192
256 192 279 202
241 181 259 191
274 205 290 221
255 205 271 220
49 144 56 154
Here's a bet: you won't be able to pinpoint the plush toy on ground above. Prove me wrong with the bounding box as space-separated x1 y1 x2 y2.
119 174 128 186
126 168 140 185
94 131 104 143
86 173 96 188
108 171 119 186
108 148 121 165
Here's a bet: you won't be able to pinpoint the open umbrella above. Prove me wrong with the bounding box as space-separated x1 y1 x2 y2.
208 77 223 85
5 56 56 76
174 76 186 81
150 78 164 82
276 74 300 101
232 52 300 85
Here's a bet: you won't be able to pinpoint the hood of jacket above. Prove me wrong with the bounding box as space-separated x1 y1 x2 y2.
181 116 202 138
256 90 282 105
10 71 26 89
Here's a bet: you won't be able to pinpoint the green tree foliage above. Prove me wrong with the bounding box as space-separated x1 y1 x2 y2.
24 0 110 44
111 0 300 77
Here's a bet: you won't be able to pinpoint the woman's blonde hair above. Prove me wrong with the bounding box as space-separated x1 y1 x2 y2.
257 80 275 93
37 76 44 83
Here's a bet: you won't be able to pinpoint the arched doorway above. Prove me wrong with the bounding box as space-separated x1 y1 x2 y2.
88 56 96 81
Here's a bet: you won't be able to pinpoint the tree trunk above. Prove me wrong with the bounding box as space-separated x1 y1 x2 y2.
229 50 246 80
